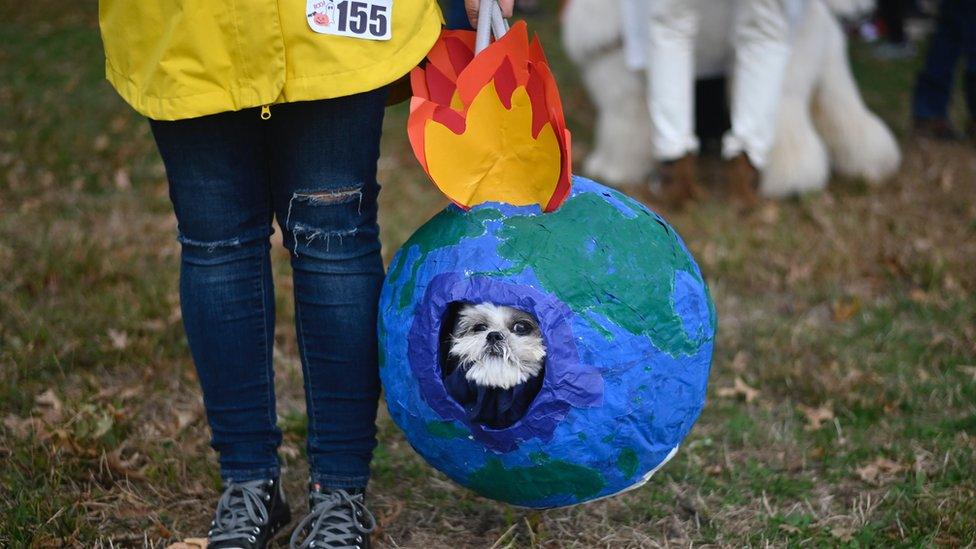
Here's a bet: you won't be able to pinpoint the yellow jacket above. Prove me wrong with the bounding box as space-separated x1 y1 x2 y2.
99 0 443 120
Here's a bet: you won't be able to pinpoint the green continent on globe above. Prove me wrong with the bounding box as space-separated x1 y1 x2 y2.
496 190 707 356
616 448 639 478
467 458 605 503
389 207 503 310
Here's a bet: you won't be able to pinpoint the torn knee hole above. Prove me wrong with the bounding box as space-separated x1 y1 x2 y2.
285 186 367 235
291 223 358 252
291 186 364 206
177 235 242 253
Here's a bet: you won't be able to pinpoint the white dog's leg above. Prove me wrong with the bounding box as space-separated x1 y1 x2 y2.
563 0 655 187
580 51 656 186
810 1 900 184
761 2 830 197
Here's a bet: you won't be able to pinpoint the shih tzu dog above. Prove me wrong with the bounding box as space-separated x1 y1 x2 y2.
442 303 546 429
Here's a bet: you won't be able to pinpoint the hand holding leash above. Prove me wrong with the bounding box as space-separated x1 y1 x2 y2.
466 0 514 44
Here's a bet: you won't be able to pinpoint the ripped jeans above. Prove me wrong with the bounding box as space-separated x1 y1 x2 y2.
149 90 387 489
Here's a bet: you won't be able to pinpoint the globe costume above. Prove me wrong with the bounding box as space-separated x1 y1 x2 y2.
378 9 716 509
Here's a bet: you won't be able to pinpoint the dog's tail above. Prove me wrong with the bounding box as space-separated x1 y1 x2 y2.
812 0 900 184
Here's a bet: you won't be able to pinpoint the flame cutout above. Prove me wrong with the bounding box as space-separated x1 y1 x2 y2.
408 22 572 212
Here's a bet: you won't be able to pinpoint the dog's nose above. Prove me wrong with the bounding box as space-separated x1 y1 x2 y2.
486 331 503 344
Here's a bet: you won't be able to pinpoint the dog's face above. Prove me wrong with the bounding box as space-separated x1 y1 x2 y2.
449 303 546 390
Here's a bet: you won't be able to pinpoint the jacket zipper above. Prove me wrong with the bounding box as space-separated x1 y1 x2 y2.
260 105 271 120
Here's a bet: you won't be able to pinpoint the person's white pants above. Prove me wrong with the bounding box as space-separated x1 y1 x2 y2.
625 0 805 167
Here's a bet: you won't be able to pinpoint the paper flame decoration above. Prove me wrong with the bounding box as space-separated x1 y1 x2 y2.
408 22 573 212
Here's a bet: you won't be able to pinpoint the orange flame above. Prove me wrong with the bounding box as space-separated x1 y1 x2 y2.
408 22 572 212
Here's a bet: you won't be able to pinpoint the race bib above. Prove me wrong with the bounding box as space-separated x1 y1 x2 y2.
307 0 393 41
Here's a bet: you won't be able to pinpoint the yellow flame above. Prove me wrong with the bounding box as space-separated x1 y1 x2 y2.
425 82 561 209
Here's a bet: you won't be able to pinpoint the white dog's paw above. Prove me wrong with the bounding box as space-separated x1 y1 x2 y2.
823 111 901 184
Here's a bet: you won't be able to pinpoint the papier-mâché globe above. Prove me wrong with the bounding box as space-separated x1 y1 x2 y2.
378 22 715 509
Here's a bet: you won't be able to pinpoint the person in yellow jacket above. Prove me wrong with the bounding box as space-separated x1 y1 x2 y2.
99 1 512 547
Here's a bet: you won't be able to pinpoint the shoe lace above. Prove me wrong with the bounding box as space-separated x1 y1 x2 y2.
289 489 376 549
209 479 273 544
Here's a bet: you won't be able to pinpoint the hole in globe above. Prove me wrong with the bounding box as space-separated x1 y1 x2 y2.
439 301 546 429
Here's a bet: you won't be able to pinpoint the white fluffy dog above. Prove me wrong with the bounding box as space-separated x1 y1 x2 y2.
562 0 901 197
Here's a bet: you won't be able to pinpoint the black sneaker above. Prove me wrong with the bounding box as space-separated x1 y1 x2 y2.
208 478 292 549
288 484 376 549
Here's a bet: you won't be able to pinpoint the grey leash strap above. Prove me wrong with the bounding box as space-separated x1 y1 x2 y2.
475 0 511 55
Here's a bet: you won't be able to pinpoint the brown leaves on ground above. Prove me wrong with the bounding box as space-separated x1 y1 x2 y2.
3 386 203 468
797 402 835 431
856 457 905 485
716 377 760 403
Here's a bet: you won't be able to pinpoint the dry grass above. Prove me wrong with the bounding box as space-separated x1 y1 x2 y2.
1 1 974 547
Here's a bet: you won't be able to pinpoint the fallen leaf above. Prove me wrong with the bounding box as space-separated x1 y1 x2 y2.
107 329 129 350
908 288 929 303
832 297 860 322
172 408 199 434
856 457 904 485
716 377 759 403
35 388 62 410
166 539 207 549
34 389 64 423
797 403 834 431
107 448 148 481
729 351 749 374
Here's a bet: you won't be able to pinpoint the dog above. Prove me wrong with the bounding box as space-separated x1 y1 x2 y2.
562 0 901 198
442 303 546 428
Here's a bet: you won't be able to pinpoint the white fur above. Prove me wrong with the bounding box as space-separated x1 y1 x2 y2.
450 303 546 390
562 0 900 197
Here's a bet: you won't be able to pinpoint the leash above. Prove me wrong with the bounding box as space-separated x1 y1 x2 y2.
475 0 511 54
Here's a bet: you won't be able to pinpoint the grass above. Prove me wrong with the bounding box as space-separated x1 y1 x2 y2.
2 1 975 547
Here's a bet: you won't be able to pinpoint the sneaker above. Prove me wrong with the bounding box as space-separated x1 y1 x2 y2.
289 485 376 549
208 478 292 549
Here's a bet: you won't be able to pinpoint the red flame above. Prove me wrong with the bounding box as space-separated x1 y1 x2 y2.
408 22 573 212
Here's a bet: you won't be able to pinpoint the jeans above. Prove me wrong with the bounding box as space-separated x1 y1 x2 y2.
149 90 387 489
631 0 804 165
443 0 473 30
912 0 976 121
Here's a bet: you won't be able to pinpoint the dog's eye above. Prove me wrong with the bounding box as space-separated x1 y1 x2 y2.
512 320 535 335
471 323 488 333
